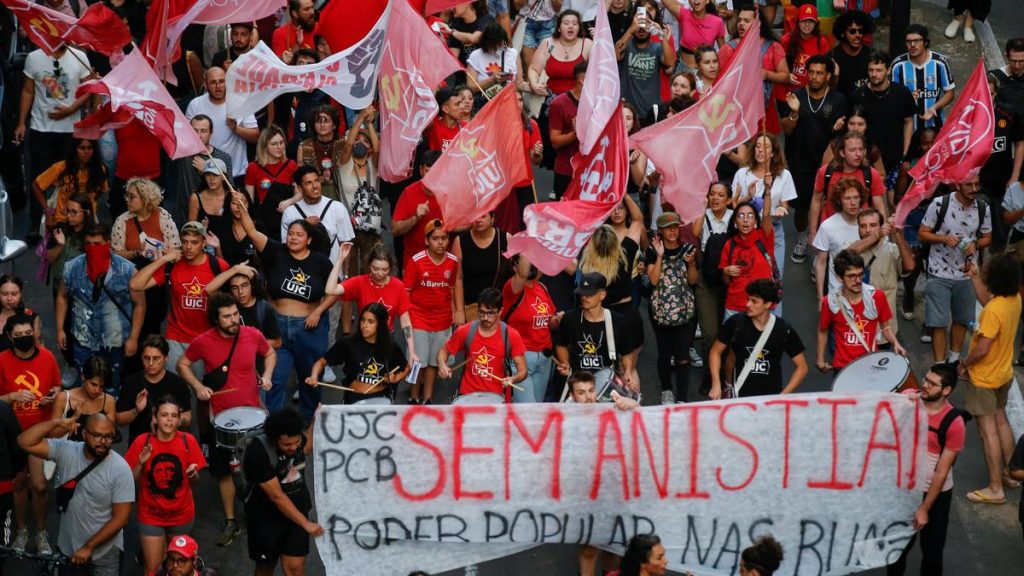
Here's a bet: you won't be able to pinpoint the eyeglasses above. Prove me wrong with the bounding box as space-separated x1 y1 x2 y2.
84 430 115 442
847 27 864 36
477 309 500 318
229 282 251 291
52 59 62 79
843 272 864 281
63 208 82 217
165 556 192 567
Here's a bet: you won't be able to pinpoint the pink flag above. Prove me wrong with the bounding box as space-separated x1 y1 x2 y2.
62 3 132 56
379 0 462 182
575 4 620 155
422 85 529 231
74 48 205 160
506 104 629 276
895 60 995 226
630 25 765 224
1 0 75 54
423 0 467 14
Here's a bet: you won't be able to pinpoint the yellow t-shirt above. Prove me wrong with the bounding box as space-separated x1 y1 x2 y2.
968 294 1022 388
34 161 107 225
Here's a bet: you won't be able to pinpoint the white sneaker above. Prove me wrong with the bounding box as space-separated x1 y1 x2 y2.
689 347 704 368
944 19 961 39
661 389 676 405
790 238 808 263
964 26 976 43
11 528 28 551
35 531 52 556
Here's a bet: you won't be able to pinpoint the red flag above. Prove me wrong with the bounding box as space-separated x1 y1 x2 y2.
61 4 132 56
422 85 529 231
423 0 467 14
895 60 995 225
316 0 389 56
74 48 205 160
379 0 462 182
1 0 75 55
630 23 765 224
575 4 620 155
505 104 629 276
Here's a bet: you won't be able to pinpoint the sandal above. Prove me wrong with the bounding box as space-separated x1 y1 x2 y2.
966 489 1006 505
1002 474 1022 489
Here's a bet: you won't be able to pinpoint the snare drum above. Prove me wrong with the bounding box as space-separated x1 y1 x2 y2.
832 352 918 393
213 407 268 450
452 392 505 405
353 396 392 406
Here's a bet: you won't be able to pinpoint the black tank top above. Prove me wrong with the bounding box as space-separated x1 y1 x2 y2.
458 228 510 306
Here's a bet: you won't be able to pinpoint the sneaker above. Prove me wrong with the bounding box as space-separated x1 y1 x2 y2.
216 520 241 547
688 348 704 368
790 238 808 263
964 26 976 43
920 330 932 344
11 528 29 552
661 389 676 405
944 18 961 38
901 301 914 320
35 531 52 556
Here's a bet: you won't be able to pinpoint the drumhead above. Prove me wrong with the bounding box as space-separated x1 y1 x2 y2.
833 352 911 393
354 397 392 406
452 393 504 405
213 407 268 430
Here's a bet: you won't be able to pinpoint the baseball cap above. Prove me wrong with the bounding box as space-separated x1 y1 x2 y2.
798 4 818 21
656 212 682 228
181 221 208 237
166 535 199 559
575 272 608 296
424 218 445 237
202 158 227 176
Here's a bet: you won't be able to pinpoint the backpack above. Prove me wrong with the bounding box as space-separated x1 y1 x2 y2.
930 407 972 453
727 238 784 301
350 177 383 233
649 249 696 327
991 69 1024 120
236 431 274 504
701 215 730 288
924 192 990 264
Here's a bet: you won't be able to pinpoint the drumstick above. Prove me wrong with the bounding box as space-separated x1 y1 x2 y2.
210 388 237 396
361 366 402 395
486 372 525 392
315 381 357 392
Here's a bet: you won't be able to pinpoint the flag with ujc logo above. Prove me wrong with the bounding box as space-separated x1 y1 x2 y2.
629 21 766 224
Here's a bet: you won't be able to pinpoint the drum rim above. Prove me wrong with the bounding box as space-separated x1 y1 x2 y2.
452 392 505 404
213 406 269 428
832 351 911 391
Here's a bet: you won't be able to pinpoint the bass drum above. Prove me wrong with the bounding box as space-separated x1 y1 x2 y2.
452 392 505 405
832 352 919 393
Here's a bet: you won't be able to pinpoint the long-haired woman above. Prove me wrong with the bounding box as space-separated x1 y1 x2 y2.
33 137 108 230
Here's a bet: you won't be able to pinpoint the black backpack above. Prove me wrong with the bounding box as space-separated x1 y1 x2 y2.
991 69 1024 120
701 215 730 288
930 407 972 453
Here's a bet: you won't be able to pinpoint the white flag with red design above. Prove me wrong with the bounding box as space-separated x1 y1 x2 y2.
378 0 462 182
74 48 205 160
575 5 620 154
895 60 995 226
630 24 765 223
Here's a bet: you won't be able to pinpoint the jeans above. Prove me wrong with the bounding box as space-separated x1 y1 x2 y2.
773 218 786 279
72 344 124 396
269 313 328 421
652 319 697 401
887 489 952 576
511 350 553 403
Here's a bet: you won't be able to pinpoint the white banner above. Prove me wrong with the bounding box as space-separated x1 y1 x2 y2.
313 392 927 575
225 6 388 120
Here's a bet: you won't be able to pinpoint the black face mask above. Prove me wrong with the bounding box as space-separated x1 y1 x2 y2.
12 335 34 353
352 142 369 159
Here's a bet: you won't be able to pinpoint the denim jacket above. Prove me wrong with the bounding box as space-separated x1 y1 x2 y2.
63 254 134 349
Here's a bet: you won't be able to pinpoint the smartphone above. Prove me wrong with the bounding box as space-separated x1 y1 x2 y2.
682 243 696 257
406 361 423 384
636 6 647 28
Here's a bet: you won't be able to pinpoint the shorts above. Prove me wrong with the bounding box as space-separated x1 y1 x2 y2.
208 444 235 478
523 18 556 49
247 515 311 564
414 328 451 368
138 520 194 537
487 0 509 15
924 277 976 328
964 379 1011 416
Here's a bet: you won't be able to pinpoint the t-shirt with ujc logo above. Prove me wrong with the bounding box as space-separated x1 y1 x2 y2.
0 347 62 429
445 323 526 395
161 256 230 343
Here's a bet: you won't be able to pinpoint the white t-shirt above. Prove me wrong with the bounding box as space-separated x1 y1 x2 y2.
731 168 799 215
562 0 599 21
812 213 860 293
467 47 518 82
185 94 258 178
700 208 733 250
1002 182 1024 236
23 47 91 134
281 197 356 262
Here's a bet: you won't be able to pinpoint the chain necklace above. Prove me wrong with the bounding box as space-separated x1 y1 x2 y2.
806 87 828 114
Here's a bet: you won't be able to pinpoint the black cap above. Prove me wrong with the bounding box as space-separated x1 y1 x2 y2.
575 272 607 296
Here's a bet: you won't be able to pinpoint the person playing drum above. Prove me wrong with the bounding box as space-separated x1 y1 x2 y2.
176 292 276 548
816 249 907 374
437 288 527 402
305 303 409 404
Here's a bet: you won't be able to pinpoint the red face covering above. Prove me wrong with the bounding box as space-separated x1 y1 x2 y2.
83 242 112 284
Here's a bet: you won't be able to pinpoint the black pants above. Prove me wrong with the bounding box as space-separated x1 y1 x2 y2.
652 319 697 401
26 130 73 226
887 489 952 576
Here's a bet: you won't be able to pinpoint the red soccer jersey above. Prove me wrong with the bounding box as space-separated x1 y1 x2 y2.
164 256 229 343
404 250 457 331
393 182 443 267
125 432 207 526
185 326 269 415
445 322 526 395
814 166 886 222
818 289 893 370
501 280 554 352
341 275 411 331
424 116 464 152
0 348 61 429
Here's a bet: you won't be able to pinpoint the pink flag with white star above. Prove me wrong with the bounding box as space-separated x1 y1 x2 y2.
575 4 620 155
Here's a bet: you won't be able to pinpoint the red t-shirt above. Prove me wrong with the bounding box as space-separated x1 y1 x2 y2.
926 402 965 492
164 256 230 343
501 280 554 352
393 181 442 266
185 326 269 415
517 119 542 187
125 432 207 526
780 34 832 89
404 250 457 331
445 322 526 395
814 165 886 222
720 227 776 312
114 121 161 179
271 23 315 59
341 275 411 331
245 160 298 203
424 116 464 152
548 91 579 176
818 289 893 369
0 348 61 429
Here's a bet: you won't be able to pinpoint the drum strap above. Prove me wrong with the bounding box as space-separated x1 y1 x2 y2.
837 294 874 354
604 309 617 362
734 315 775 396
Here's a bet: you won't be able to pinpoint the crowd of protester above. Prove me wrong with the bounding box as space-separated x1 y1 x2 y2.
0 1 1023 576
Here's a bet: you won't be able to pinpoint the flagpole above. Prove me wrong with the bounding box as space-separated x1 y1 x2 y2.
467 73 491 101
60 42 95 76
